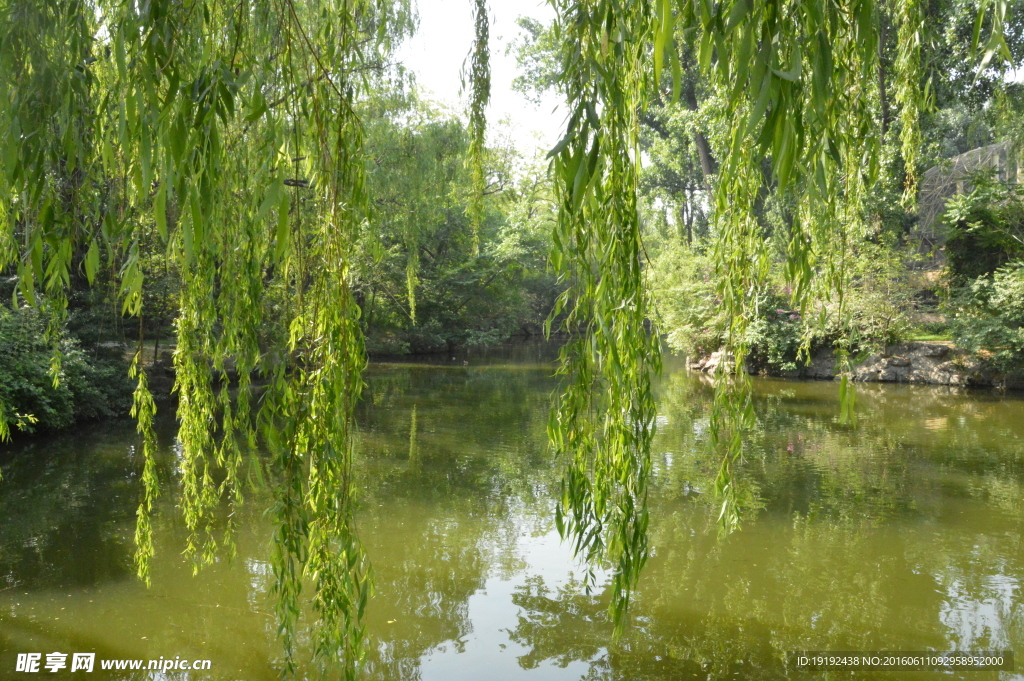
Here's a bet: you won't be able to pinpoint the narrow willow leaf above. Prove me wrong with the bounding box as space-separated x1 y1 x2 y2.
155 184 168 241
275 189 290 263
258 177 283 223
84 240 99 285
726 0 751 31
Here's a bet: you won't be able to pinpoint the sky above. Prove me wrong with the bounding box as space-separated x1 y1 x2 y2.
394 0 565 155
395 2 1024 153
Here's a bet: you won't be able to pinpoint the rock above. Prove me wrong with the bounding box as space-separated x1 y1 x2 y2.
803 348 837 380
878 367 908 382
853 357 885 382
849 341 987 386
684 339 1021 391
703 350 734 374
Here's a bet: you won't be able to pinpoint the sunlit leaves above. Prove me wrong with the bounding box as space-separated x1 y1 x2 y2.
465 0 491 254
547 0 661 633
129 352 159 587
974 0 1014 72
547 0 1003 602
658 0 908 532
0 0 414 677
896 0 925 204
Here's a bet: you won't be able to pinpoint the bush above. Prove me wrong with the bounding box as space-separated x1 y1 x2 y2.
942 172 1024 284
650 244 803 372
649 242 725 360
823 241 918 351
0 305 132 434
945 261 1024 374
743 294 804 372
650 239 917 372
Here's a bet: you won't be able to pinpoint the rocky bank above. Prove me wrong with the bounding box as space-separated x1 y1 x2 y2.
689 342 1024 390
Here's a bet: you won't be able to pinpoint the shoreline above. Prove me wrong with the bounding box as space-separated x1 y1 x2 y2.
687 341 1024 391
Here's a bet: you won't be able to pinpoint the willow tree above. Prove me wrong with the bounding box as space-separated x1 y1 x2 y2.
542 0 1009 630
0 0 1009 675
0 0 417 675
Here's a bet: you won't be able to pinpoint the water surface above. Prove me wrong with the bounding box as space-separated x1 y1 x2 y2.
1 350 1023 679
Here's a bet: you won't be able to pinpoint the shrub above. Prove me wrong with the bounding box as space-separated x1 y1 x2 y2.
743 294 804 372
650 244 803 372
650 239 917 372
946 260 1024 374
942 172 1024 284
829 242 918 351
649 242 725 360
0 305 132 434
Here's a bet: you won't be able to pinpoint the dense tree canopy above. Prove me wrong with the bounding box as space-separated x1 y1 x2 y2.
0 0 1013 676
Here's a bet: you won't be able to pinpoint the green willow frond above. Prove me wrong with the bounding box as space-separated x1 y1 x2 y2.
669 0 895 532
0 0 413 677
129 352 159 587
894 0 924 206
466 0 491 254
547 0 661 634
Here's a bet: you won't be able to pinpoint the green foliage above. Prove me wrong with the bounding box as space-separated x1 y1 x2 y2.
925 0 1024 109
946 260 1024 373
547 0 661 633
650 243 723 359
539 0 1003 621
896 0 925 202
990 82 1024 141
130 351 158 587
0 305 131 433
743 296 805 373
355 99 558 354
668 0 906 528
465 0 490 253
921 102 996 164
639 98 717 244
0 0 416 676
836 243 919 350
509 17 562 103
942 171 1024 283
651 239 918 369
789 240 921 354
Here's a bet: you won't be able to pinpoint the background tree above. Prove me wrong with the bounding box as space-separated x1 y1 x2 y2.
354 91 559 355
0 0 1015 673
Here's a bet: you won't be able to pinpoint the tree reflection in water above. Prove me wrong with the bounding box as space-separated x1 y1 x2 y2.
1 357 1022 679
498 366 1024 680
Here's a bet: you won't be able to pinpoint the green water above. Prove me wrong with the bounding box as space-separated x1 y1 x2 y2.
1 350 1023 680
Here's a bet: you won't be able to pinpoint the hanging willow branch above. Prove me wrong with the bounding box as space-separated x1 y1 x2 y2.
465 0 491 254
545 0 1008 625
667 0 911 531
895 0 924 205
0 0 413 677
546 0 661 632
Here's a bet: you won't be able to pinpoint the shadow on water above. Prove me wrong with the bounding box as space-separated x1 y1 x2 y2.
1 347 1023 679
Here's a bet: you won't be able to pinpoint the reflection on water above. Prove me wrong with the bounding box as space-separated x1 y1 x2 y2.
1 348 1023 679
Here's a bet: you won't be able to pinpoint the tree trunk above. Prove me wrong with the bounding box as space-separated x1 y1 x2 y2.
683 83 718 182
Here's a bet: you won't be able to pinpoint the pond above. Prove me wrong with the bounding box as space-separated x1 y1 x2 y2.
1 348 1023 680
